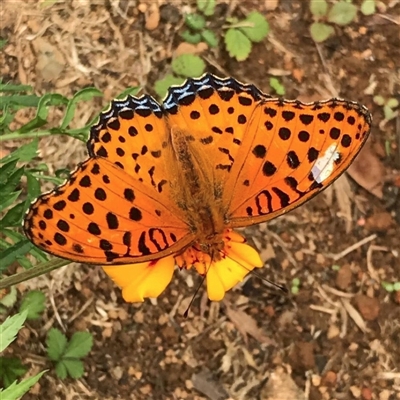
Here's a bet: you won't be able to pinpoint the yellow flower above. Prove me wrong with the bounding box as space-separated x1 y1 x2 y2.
102 229 263 302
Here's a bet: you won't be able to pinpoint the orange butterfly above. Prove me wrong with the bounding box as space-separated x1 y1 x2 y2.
24 75 371 301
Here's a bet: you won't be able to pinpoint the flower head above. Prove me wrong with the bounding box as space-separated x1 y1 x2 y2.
102 229 263 302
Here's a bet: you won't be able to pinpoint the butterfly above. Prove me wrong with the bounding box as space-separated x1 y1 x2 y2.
24 74 372 302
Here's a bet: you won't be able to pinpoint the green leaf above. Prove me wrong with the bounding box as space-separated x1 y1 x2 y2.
0 167 24 194
0 201 26 228
0 310 27 352
0 357 28 388
310 22 335 42
394 282 400 291
361 0 376 16
269 77 285 96
0 138 39 163
197 0 216 16
0 190 22 213
25 171 41 201
171 54 206 78
19 290 46 320
180 30 202 44
387 98 399 109
0 94 41 108
201 29 218 47
184 13 206 31
154 75 186 99
116 86 140 99
60 88 103 130
383 104 396 121
328 2 358 26
63 359 85 379
0 370 46 400
373 95 385 106
224 28 252 61
46 328 68 361
0 84 32 93
0 287 18 309
0 159 18 183
63 331 93 359
310 0 328 17
0 239 34 273
1 229 48 264
239 11 269 43
17 94 68 133
55 362 67 380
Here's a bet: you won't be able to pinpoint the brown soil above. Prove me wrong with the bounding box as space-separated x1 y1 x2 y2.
1 1 400 400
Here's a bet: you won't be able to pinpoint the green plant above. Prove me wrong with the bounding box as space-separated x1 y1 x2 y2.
46 328 93 379
224 12 269 61
0 311 46 399
19 290 46 320
154 6 269 98
154 54 206 98
181 0 219 48
309 0 376 43
382 281 400 293
373 95 399 122
269 77 285 96
291 278 300 295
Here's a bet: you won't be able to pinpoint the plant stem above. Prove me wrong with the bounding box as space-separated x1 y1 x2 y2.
0 130 54 142
0 258 70 289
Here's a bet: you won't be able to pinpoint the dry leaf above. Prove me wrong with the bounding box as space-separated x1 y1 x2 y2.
224 302 275 345
191 370 230 400
260 367 306 400
347 141 385 199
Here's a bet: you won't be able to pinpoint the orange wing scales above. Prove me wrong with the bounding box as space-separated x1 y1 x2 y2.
226 99 371 226
24 74 372 266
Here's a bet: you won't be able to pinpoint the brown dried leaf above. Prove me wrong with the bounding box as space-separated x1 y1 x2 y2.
347 141 385 199
261 367 306 400
191 370 230 400
224 303 275 345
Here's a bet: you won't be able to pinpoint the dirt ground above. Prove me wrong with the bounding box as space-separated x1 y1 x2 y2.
1 1 400 399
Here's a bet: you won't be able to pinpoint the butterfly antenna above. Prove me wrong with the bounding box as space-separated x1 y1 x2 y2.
183 253 213 318
221 251 288 294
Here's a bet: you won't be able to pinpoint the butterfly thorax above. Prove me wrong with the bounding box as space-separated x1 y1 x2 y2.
170 125 226 259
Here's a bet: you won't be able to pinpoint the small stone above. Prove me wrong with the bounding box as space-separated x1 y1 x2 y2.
327 324 340 339
145 4 160 31
364 212 394 232
321 371 336 387
102 327 113 338
336 264 352 290
350 385 362 398
316 254 326 265
361 387 373 400
134 310 144 324
353 294 380 321
112 366 123 380
289 341 315 371
294 250 304 261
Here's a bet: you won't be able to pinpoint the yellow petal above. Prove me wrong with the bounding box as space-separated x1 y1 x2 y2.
206 241 263 301
228 241 263 269
102 256 175 302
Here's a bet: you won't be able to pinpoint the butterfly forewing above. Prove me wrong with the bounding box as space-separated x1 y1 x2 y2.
24 96 196 264
225 99 371 227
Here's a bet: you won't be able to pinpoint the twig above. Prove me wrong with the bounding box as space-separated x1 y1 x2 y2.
325 234 377 261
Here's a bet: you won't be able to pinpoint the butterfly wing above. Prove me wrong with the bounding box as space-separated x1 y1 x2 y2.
24 96 195 264
225 98 372 227
164 75 271 195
